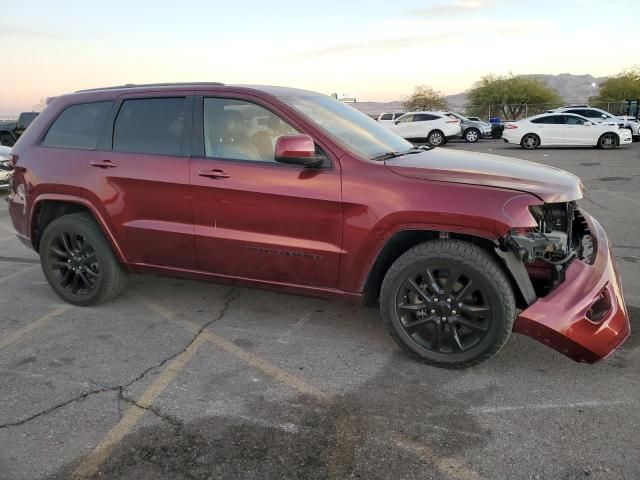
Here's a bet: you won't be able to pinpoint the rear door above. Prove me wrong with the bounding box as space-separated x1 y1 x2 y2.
189 94 343 287
82 93 196 269
531 115 566 144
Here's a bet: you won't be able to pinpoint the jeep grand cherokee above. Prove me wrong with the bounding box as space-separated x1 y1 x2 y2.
7 83 630 368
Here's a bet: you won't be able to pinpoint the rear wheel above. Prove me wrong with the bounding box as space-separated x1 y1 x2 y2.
0 132 15 147
520 133 540 150
598 132 618 149
427 130 445 147
380 240 515 368
464 128 480 143
40 213 128 306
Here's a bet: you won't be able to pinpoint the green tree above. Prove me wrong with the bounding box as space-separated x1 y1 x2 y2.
466 74 563 120
591 67 640 102
404 85 448 111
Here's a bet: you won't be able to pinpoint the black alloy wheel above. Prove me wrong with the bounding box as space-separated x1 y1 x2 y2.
395 266 492 354
47 231 100 296
40 213 128 306
380 240 515 368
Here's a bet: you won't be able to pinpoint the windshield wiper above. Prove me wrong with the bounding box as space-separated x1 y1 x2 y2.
370 147 429 162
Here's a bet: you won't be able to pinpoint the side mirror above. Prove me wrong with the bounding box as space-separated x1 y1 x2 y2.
583 121 593 126
601 114 607 119
274 135 323 167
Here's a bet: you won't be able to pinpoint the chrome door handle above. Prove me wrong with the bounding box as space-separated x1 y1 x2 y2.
197 169 230 179
90 160 117 169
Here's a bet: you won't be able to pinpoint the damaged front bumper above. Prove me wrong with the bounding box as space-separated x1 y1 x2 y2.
514 211 630 362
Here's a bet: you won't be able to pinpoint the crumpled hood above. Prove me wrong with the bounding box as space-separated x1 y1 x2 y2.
385 148 584 203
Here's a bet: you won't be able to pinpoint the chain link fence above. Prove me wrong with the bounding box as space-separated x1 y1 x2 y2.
447 102 633 122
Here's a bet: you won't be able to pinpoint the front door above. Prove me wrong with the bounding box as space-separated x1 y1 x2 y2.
190 96 343 287
564 115 594 145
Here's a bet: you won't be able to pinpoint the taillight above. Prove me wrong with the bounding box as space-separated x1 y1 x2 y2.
505 124 518 129
446 120 459 123
10 154 18 167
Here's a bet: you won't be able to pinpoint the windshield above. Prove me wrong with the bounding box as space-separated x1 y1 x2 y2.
279 95 412 160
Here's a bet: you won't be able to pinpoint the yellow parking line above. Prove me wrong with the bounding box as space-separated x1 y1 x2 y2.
0 265 39 284
139 297 330 401
136 297 480 480
71 334 207 480
388 432 479 480
0 304 72 350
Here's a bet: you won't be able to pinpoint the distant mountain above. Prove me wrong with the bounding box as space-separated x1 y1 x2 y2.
351 73 609 116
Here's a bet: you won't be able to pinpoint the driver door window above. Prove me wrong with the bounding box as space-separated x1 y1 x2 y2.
203 98 299 162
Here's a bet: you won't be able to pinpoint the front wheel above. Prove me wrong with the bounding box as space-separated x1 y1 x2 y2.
464 128 480 143
598 133 618 149
40 212 128 306
427 130 445 147
380 240 515 368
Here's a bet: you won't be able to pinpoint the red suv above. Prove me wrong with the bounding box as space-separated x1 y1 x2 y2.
7 83 630 368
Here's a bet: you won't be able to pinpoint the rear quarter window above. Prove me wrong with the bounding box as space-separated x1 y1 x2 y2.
42 102 113 149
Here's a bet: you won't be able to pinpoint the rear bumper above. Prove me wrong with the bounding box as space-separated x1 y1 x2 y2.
514 211 630 363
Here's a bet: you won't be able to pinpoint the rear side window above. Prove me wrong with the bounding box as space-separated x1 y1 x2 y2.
42 102 112 149
531 115 565 124
566 115 585 125
414 114 437 121
380 113 392 120
113 98 185 156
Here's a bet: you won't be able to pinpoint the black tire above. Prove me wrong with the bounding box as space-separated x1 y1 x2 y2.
520 133 540 150
39 212 128 306
464 128 480 143
427 130 445 147
598 132 618 149
380 240 515 368
0 132 15 147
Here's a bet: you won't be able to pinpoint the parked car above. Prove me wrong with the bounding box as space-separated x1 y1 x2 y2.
0 145 12 189
502 112 632 149
384 111 461 146
0 112 39 146
617 115 640 140
440 111 492 143
548 106 632 132
377 112 405 125
7 83 629 368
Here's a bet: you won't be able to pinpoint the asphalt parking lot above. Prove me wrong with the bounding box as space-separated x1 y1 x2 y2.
0 139 638 480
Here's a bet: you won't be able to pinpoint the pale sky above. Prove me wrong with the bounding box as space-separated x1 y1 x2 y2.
1 0 638 115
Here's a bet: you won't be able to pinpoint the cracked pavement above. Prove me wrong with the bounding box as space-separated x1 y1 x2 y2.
0 140 639 480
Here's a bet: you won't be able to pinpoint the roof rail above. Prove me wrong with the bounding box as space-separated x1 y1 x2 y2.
75 82 224 93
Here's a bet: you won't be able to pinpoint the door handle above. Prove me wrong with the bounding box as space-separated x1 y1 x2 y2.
197 169 230 179
90 160 117 169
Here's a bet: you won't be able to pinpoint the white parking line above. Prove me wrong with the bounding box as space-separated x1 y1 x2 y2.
0 265 39 285
592 190 640 206
469 399 636 415
278 313 312 344
0 304 72 350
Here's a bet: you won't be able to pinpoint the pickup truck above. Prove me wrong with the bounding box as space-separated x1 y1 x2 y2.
0 112 39 146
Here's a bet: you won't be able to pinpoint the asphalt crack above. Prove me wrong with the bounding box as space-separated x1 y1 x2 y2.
0 287 241 431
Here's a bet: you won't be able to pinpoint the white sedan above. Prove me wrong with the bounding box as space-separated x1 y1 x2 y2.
384 111 461 147
0 145 12 189
502 113 632 149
